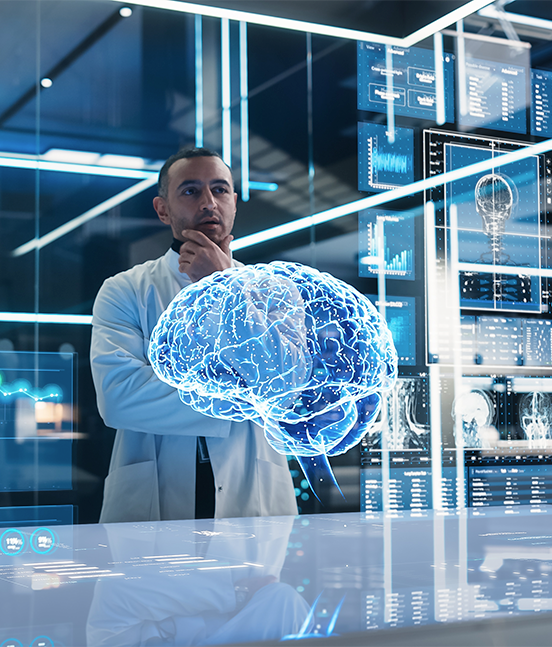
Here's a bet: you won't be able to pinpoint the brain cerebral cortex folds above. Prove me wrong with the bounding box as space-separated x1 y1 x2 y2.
149 261 397 500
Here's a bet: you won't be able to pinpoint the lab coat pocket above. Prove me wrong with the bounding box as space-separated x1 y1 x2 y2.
100 460 159 523
255 459 297 517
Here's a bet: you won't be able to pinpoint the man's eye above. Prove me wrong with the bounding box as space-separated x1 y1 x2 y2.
183 188 196 195
214 186 227 193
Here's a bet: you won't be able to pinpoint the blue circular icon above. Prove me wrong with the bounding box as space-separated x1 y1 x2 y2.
1 639 24 647
30 636 54 647
0 529 25 556
30 528 56 555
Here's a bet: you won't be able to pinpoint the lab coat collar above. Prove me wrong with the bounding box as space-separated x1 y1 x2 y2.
164 247 192 289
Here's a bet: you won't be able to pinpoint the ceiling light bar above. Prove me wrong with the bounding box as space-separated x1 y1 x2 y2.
478 6 552 32
0 155 156 180
401 0 494 47
458 263 552 278
249 181 278 192
0 313 93 325
230 138 552 251
12 176 157 257
113 0 494 46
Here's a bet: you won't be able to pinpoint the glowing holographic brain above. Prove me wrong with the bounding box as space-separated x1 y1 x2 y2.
149 262 397 465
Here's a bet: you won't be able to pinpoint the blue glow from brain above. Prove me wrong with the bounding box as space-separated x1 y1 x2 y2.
149 262 397 499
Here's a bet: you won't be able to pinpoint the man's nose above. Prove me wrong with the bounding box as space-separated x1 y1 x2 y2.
199 187 216 209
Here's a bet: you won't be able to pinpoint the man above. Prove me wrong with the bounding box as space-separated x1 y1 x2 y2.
90 148 297 523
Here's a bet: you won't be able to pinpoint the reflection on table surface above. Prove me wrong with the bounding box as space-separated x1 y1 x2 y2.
0 506 551 646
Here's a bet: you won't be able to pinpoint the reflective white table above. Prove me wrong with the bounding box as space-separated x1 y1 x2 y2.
0 506 551 646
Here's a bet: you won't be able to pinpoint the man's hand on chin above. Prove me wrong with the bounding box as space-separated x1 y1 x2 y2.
177 229 233 282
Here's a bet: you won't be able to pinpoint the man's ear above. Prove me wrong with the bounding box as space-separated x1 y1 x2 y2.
153 196 170 225
233 191 238 210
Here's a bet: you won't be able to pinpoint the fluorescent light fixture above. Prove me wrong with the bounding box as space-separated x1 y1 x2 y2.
457 263 552 278
42 149 101 165
221 18 231 166
401 0 494 47
0 154 156 179
98 154 147 168
119 6 133 17
240 21 249 202
385 46 395 144
195 14 204 148
0 313 93 325
479 6 552 32
113 0 494 47
12 176 157 257
230 138 552 251
249 181 278 192
433 32 445 126
359 256 378 265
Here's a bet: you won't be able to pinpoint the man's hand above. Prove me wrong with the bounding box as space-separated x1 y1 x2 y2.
178 229 233 282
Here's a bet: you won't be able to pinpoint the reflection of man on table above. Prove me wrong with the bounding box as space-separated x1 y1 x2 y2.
86 517 310 646
90 148 297 523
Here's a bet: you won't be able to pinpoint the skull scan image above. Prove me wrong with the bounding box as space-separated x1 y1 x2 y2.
474 173 514 265
519 392 552 445
452 389 496 449
364 378 429 450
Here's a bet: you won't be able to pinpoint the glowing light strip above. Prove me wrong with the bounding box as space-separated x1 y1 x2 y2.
195 14 203 147
249 181 278 192
479 6 552 32
221 18 231 167
113 0 494 46
0 155 156 179
143 554 191 559
402 0 494 47
68 572 124 579
0 312 92 325
12 176 157 257
197 564 249 570
457 262 552 277
240 21 249 202
230 138 552 251
457 20 468 118
433 32 445 126
385 46 395 144
169 559 216 564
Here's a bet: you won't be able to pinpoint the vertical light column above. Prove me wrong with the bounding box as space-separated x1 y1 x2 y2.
456 20 468 118
377 216 392 622
426 201 443 512
385 46 395 144
239 21 249 201
221 17 231 166
449 203 466 509
433 31 445 126
195 14 204 148
306 33 316 266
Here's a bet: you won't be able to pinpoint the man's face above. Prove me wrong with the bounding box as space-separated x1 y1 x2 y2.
154 156 237 246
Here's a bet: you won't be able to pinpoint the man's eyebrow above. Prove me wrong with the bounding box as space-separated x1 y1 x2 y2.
176 178 232 191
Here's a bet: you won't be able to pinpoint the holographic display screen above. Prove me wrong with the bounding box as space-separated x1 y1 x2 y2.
445 142 542 312
468 464 552 510
359 209 415 281
358 122 414 193
0 351 73 492
531 69 552 137
357 42 454 121
458 58 527 134
362 464 458 516
0 505 73 528
366 295 416 366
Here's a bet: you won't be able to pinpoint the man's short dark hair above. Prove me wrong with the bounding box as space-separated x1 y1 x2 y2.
157 147 231 198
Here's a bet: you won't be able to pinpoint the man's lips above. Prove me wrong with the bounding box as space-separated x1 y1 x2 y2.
196 218 220 229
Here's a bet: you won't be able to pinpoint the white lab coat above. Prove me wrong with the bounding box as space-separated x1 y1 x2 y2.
90 248 297 523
